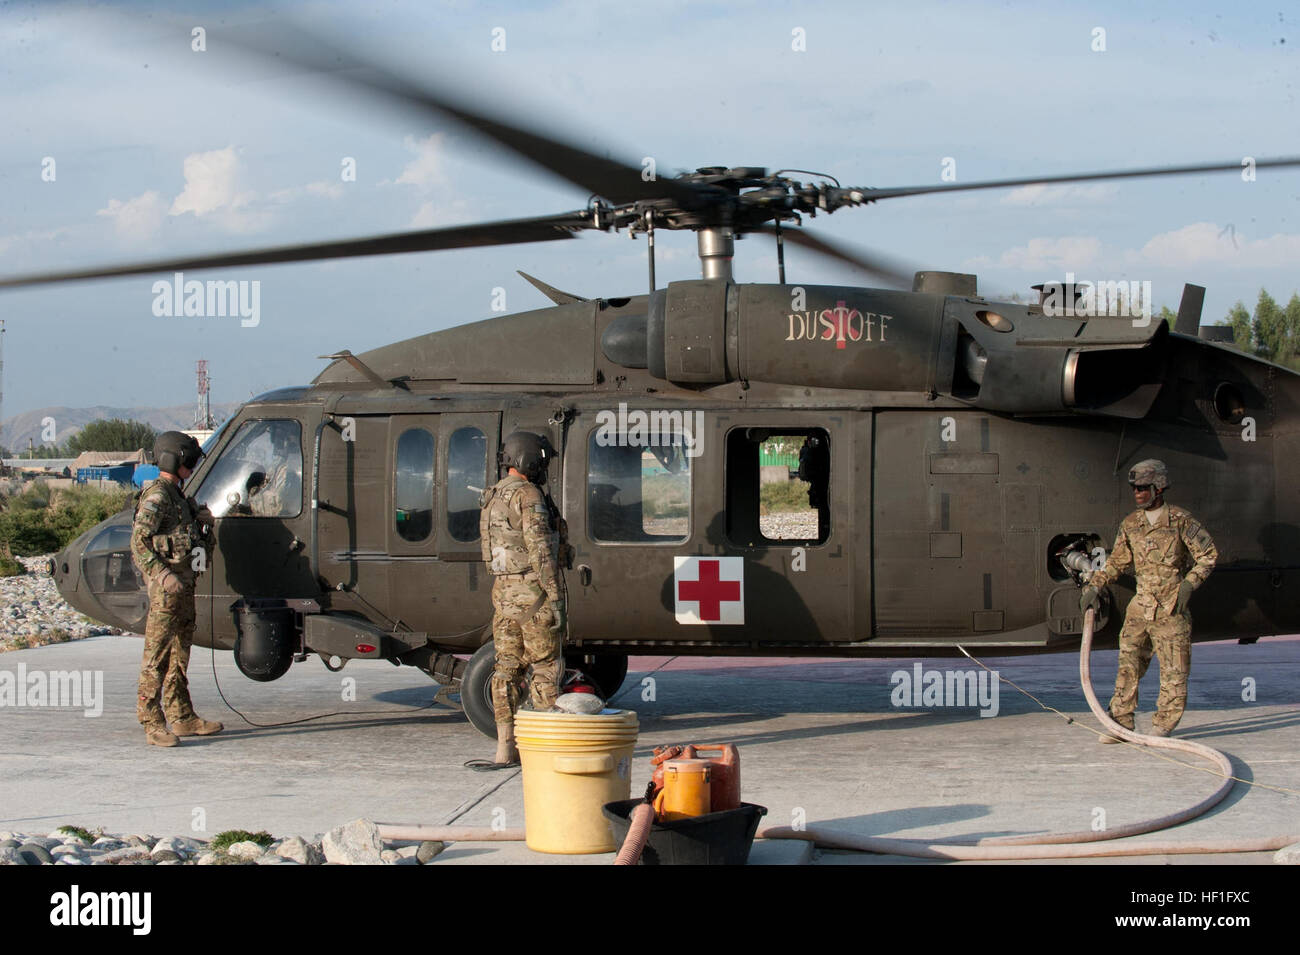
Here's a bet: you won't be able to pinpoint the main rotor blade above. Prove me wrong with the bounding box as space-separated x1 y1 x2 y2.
0 213 588 289
757 225 916 289
228 27 712 208
857 157 1300 201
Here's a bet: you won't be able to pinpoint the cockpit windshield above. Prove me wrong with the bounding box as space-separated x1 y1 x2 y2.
192 418 304 519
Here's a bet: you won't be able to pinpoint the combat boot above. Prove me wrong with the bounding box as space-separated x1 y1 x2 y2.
171 716 223 737
494 723 519 765
464 724 521 771
145 725 179 747
1099 721 1132 744
1148 725 1172 738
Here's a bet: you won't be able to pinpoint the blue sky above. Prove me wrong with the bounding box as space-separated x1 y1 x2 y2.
1 0 1296 421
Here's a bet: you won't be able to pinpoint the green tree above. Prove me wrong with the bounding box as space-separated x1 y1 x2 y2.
1155 305 1177 327
1286 293 1300 362
1251 289 1286 362
64 418 157 456
1227 301 1252 353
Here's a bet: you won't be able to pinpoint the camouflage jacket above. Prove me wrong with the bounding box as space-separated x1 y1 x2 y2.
130 478 211 585
479 474 562 602
1090 504 1217 620
250 461 291 517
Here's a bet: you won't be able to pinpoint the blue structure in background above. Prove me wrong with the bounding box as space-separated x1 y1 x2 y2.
132 464 160 487
77 464 136 485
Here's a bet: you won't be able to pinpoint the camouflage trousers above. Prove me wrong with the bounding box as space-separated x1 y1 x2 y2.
490 575 561 725
1108 610 1192 733
137 579 198 727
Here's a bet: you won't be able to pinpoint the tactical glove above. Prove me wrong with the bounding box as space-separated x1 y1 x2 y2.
1079 585 1100 615
161 571 186 596
549 598 567 634
1174 580 1195 616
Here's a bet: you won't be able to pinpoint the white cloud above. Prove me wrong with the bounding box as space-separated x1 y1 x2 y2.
1126 222 1300 268
395 133 447 190
967 236 1103 272
0 225 77 257
408 198 472 229
268 180 346 203
170 147 250 216
1001 183 1120 205
95 190 166 239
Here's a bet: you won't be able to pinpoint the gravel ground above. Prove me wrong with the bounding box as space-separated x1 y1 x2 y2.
0 554 122 650
0 820 440 866
759 510 819 540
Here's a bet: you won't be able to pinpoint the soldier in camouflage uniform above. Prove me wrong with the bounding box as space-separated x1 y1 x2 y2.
247 425 301 517
248 461 289 517
469 431 566 770
1081 460 1217 741
130 431 223 747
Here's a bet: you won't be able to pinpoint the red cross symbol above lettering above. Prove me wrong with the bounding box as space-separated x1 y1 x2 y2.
674 556 744 625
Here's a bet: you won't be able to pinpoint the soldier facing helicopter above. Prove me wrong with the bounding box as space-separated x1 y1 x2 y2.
467 431 567 770
130 431 224 748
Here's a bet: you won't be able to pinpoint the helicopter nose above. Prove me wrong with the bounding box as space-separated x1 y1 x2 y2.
52 539 87 609
51 512 148 632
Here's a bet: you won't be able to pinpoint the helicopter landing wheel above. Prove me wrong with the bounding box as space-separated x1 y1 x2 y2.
460 642 502 739
459 641 539 739
565 653 629 700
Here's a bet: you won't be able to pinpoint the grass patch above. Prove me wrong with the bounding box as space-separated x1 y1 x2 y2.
2 629 79 653
760 479 812 514
0 484 132 556
0 551 24 577
211 829 274 851
57 825 100 843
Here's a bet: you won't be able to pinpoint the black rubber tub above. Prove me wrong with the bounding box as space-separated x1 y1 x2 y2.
602 800 767 865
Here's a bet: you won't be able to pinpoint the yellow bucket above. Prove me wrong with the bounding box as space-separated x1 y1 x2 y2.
515 708 639 854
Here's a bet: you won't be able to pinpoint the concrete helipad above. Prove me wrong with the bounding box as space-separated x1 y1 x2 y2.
0 634 1297 864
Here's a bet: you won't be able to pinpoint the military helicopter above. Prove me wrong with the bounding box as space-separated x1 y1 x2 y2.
5 36 1299 737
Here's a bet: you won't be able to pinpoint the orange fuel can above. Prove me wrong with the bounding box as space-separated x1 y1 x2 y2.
658 759 711 821
689 744 741 811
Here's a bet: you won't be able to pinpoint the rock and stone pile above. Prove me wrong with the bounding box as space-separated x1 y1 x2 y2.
0 819 444 866
0 555 122 649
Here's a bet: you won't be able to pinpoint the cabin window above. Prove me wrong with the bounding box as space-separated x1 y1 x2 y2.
193 419 304 519
726 429 830 545
394 428 436 542
587 430 691 543
447 427 487 542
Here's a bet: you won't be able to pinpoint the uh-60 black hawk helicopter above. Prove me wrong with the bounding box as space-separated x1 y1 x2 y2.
6 38 1299 737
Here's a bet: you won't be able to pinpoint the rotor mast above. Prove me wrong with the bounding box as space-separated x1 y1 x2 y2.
697 226 735 281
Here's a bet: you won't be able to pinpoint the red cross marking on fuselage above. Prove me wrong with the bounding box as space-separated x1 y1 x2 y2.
677 559 741 622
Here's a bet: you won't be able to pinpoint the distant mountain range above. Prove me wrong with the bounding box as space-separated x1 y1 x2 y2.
0 403 241 454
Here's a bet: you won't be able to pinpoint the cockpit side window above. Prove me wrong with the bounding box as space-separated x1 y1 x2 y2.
192 419 304 519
